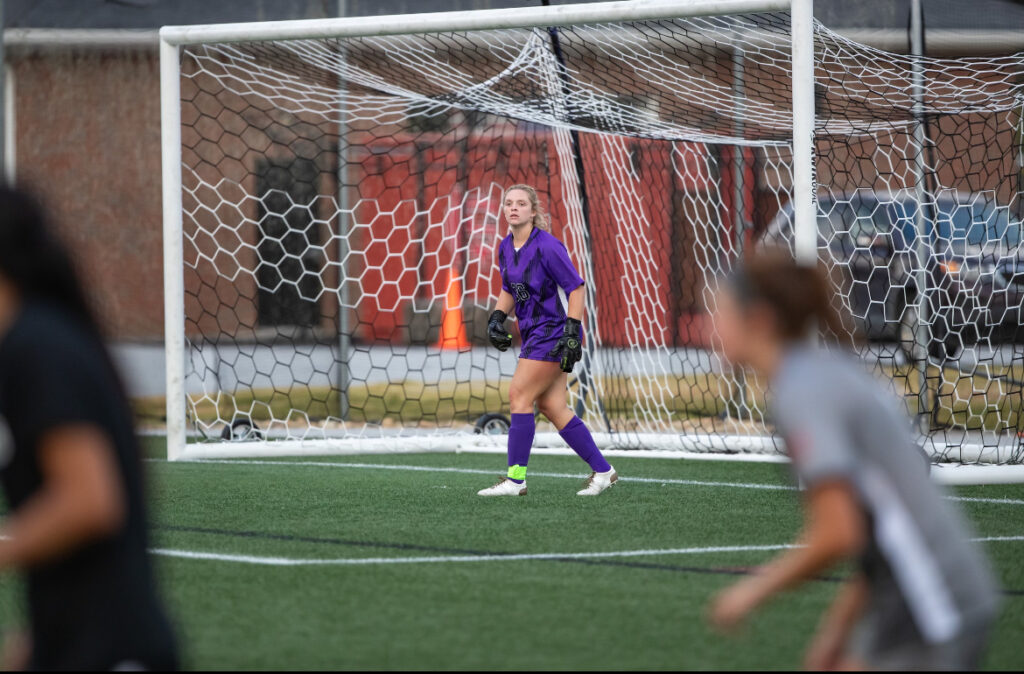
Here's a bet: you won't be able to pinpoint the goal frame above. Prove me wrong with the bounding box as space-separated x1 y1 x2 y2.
159 0 815 463
160 0 1024 485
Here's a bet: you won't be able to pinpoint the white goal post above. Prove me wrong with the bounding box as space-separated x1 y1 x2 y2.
159 0 1024 482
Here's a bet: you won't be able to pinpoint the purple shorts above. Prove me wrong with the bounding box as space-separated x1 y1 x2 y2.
519 325 564 362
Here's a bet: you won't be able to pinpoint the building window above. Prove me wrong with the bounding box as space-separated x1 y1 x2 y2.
255 157 323 329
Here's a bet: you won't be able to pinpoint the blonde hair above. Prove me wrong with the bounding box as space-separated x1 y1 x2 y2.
504 184 550 233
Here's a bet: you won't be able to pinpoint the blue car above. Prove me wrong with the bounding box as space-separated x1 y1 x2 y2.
761 189 1024 358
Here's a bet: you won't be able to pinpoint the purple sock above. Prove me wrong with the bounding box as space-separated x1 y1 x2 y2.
506 413 535 483
559 416 612 473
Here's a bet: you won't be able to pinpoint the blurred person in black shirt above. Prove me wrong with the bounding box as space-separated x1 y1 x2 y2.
0 186 178 670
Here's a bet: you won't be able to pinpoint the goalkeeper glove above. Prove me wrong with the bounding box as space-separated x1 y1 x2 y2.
487 310 513 351
549 317 583 373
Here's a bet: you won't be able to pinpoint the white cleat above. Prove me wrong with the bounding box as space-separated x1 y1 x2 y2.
477 477 527 496
576 467 618 496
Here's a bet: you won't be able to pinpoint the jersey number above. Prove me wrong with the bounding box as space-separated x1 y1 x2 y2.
511 283 530 303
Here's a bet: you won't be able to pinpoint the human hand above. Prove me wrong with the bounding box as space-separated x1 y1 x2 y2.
708 578 764 633
803 626 849 671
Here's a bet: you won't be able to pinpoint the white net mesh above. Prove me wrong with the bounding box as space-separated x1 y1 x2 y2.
173 11 1024 462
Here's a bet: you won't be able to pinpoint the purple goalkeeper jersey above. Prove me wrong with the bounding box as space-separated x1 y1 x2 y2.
499 227 585 361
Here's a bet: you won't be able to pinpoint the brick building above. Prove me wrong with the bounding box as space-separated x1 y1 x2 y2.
2 0 1022 396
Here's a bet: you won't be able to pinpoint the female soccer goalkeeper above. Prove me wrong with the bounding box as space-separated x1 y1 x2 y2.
0 186 178 669
707 249 999 670
478 184 616 496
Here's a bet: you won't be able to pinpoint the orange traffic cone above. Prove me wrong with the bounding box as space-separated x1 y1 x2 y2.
436 269 471 350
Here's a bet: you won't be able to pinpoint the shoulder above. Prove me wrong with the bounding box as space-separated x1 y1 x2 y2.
0 303 102 371
773 349 843 413
775 348 879 417
535 229 570 256
535 228 563 246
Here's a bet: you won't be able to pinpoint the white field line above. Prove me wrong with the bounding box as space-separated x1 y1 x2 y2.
156 458 794 491
148 544 799 567
151 458 1024 506
949 496 1024 506
151 535 1024 567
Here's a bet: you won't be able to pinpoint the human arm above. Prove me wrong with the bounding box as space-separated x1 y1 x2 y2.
566 284 584 321
1 629 30 671
547 284 586 372
495 289 514 316
804 574 869 671
0 425 125 569
709 479 866 632
543 240 587 371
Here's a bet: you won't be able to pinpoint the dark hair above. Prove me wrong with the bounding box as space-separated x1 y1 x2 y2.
0 185 105 338
727 248 852 343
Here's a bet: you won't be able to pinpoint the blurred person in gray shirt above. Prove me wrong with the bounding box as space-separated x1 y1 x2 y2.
707 248 999 670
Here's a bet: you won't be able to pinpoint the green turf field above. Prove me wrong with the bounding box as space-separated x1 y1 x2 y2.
1 439 1022 670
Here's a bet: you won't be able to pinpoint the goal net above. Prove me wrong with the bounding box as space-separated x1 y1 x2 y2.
161 1 1024 465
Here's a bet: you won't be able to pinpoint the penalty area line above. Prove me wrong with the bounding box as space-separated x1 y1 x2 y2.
152 458 1024 505
160 457 795 491
150 535 1024 567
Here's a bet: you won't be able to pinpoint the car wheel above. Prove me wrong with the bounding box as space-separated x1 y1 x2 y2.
221 418 264 442
473 413 511 435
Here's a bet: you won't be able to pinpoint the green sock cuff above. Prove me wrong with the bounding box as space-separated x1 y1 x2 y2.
507 464 527 481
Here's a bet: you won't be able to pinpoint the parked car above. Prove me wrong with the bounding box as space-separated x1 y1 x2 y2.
760 189 1024 359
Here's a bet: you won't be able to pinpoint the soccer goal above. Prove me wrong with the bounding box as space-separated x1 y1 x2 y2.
160 0 1024 476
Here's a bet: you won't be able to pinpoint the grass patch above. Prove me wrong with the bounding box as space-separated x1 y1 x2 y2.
3 441 1020 670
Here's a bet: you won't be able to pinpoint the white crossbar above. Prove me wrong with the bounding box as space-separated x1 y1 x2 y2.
159 0 790 45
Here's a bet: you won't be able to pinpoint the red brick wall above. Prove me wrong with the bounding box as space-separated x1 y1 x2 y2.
9 47 1018 347
12 49 164 341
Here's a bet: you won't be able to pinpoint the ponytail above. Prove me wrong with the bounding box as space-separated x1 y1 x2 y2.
727 248 853 344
